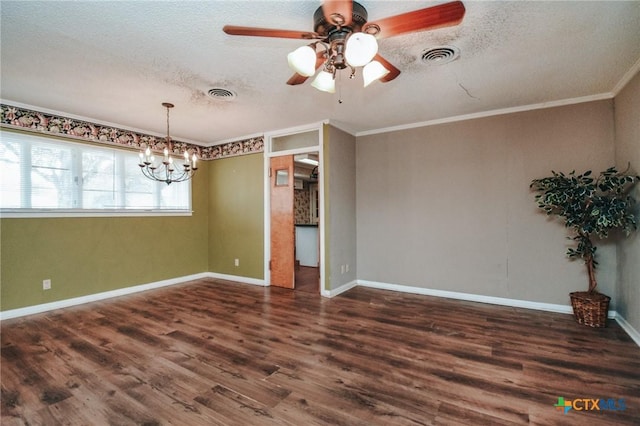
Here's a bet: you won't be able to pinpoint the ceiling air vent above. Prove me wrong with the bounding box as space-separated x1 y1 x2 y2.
207 87 237 101
421 46 460 65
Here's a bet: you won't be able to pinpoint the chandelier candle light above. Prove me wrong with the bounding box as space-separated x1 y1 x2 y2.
138 102 197 185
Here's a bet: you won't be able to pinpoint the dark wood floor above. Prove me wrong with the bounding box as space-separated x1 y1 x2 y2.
295 266 319 293
1 279 639 425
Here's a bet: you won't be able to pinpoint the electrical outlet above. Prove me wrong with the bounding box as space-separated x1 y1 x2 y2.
346 264 350 273
341 264 345 274
234 258 239 267
43 279 51 290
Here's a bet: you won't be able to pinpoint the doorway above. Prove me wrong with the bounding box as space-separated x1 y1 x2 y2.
268 153 320 292
265 125 324 294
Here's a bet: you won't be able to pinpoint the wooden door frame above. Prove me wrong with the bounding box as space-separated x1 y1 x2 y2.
263 122 326 296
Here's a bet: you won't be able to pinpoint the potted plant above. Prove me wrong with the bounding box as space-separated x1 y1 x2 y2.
530 165 639 327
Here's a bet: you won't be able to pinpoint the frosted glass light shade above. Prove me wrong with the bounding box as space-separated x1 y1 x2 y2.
287 45 317 77
311 71 335 93
363 60 390 87
345 32 378 67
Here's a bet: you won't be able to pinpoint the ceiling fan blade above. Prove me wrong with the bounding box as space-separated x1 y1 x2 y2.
287 51 327 86
223 25 319 40
374 54 401 83
366 1 466 39
322 0 353 27
286 73 310 86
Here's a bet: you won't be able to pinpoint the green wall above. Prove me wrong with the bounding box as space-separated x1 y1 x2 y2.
208 153 264 279
1 149 267 313
0 162 209 311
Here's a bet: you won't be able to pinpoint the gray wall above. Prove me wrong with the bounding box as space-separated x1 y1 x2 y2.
356 100 617 306
325 124 357 291
614 71 640 330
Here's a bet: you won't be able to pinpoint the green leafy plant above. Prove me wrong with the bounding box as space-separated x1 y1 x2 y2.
530 166 639 293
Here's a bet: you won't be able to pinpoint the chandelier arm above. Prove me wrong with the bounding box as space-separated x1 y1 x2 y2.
139 165 151 180
140 164 162 182
139 162 196 185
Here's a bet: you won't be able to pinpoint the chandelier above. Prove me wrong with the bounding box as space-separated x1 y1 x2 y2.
286 5 389 93
138 102 198 185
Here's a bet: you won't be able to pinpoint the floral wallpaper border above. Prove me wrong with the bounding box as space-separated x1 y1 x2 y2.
0 103 263 160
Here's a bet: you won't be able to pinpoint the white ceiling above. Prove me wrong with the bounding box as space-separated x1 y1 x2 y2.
1 1 639 146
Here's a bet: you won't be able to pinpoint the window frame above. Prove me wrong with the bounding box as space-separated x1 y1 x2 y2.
0 130 193 218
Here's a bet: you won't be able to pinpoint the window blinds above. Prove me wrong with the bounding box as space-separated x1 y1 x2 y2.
0 130 191 215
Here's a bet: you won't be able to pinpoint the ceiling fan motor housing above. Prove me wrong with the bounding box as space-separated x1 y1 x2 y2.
314 2 369 71
313 1 368 35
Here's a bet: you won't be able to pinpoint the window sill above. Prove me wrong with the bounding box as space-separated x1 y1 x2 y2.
0 209 193 218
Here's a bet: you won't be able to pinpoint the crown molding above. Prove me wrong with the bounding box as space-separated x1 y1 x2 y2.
612 57 640 96
355 93 615 138
356 59 639 139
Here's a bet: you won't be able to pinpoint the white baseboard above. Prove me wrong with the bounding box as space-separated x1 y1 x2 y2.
3 274 638 348
614 313 640 347
357 279 577 314
323 280 358 298
0 272 211 321
205 272 266 287
356 280 640 345
0 272 262 320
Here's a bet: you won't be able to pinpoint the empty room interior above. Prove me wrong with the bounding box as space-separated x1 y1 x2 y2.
1 1 639 425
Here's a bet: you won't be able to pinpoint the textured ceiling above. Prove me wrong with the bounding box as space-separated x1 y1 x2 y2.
1 1 639 146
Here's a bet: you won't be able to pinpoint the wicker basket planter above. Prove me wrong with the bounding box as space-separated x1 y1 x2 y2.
569 291 610 328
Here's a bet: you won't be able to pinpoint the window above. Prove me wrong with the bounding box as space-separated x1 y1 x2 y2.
0 130 191 217
275 169 289 186
271 129 319 152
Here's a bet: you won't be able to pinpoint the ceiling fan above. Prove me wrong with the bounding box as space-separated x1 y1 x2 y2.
223 1 466 93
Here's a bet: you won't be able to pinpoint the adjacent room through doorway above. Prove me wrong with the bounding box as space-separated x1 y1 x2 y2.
293 152 320 293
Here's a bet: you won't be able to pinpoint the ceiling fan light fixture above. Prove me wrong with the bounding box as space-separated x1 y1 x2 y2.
345 32 378 67
311 70 336 93
287 45 317 77
363 60 390 87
